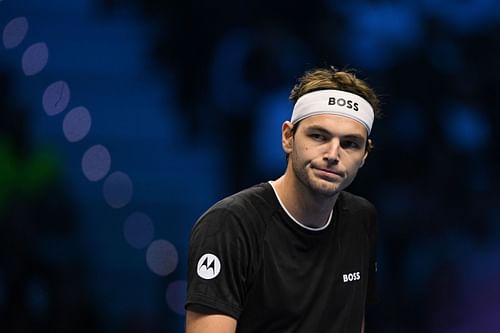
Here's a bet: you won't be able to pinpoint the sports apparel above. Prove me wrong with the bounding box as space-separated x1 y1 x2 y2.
186 182 377 333
291 89 375 134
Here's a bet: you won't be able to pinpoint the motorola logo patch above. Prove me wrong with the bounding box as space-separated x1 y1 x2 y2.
197 253 221 280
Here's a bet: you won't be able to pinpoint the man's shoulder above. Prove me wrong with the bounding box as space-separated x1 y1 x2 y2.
340 191 377 214
339 191 377 237
213 182 274 212
194 182 276 230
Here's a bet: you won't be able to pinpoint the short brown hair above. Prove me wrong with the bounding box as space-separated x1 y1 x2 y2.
289 66 381 152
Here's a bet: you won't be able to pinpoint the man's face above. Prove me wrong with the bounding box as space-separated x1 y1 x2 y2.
283 114 369 198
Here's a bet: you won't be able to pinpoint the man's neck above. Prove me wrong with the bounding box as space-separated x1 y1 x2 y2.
272 172 339 229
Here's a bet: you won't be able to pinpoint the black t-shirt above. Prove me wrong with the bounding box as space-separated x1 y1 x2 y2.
186 182 377 333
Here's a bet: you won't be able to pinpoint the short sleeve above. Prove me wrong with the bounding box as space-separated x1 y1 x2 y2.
366 205 378 304
185 207 250 319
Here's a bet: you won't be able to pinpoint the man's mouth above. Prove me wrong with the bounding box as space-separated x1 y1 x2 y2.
313 167 344 178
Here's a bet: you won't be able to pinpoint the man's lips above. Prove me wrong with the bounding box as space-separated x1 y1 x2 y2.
313 167 344 178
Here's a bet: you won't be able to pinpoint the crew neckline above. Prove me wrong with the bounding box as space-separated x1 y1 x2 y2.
268 181 333 232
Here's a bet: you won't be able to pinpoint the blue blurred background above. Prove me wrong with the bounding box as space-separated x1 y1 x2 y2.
0 0 499 332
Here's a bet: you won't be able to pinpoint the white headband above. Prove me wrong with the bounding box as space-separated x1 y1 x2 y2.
291 89 374 134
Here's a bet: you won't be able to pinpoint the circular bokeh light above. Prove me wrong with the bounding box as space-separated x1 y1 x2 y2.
81 144 111 182
42 81 70 116
63 106 91 142
146 240 178 277
102 171 133 208
2 17 28 49
22 42 49 76
124 212 155 249
166 280 187 315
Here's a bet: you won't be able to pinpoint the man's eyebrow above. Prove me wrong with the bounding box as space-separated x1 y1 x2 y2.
305 125 365 141
304 125 332 135
342 134 365 142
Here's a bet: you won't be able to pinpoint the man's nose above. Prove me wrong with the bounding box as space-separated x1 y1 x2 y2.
323 138 340 163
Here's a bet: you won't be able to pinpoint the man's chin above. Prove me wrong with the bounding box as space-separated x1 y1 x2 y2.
294 167 343 197
309 180 342 197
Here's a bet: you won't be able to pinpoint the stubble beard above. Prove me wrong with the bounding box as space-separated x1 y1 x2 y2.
291 153 342 198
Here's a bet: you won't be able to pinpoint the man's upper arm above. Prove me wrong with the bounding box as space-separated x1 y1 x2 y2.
186 208 249 318
186 310 237 333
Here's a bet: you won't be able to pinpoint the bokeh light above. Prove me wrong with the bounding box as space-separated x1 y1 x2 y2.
422 0 500 33
340 3 422 69
146 240 178 277
42 81 71 116
102 171 133 208
22 42 49 76
62 106 91 143
166 280 187 315
441 103 490 152
2 16 28 49
253 89 291 173
123 212 155 249
81 144 111 182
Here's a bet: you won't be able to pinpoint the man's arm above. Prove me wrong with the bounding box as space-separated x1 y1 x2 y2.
185 310 237 333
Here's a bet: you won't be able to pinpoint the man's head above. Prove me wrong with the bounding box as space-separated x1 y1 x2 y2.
288 66 381 150
282 66 381 197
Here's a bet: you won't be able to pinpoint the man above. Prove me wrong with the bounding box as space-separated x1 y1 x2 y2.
185 66 381 333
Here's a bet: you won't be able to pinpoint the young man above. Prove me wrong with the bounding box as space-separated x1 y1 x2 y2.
185 66 381 333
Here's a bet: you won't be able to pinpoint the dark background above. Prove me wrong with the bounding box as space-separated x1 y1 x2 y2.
1 0 499 332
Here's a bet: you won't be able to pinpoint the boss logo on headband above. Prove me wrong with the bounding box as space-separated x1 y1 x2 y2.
328 97 359 111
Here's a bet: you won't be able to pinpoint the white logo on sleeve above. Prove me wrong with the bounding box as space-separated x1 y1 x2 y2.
343 271 361 282
197 253 221 280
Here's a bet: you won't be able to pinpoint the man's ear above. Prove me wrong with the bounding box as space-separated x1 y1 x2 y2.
359 155 367 168
359 138 371 168
282 121 294 154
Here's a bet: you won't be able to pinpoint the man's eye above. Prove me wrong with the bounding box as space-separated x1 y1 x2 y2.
341 140 360 149
310 133 326 141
